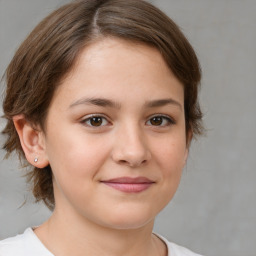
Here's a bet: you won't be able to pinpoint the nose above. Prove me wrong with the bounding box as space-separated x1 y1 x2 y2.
111 124 151 168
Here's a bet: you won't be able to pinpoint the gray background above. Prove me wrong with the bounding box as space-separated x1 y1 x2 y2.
0 1 255 256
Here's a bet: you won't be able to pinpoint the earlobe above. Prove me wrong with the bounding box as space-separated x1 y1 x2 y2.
186 129 193 149
13 115 49 168
183 148 189 167
183 129 193 167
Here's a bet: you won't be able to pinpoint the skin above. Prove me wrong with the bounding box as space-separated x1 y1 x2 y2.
14 38 190 256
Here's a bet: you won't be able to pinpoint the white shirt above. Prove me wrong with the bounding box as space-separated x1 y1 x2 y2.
0 228 203 256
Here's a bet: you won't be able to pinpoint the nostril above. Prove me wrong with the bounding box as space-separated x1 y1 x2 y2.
112 140 152 167
118 158 148 167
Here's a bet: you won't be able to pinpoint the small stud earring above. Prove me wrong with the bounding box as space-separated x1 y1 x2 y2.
34 158 38 163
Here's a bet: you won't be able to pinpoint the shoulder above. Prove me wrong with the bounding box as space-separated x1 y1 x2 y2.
155 234 204 256
0 228 53 256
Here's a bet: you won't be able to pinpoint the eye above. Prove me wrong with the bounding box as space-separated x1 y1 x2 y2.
146 115 175 127
81 115 109 127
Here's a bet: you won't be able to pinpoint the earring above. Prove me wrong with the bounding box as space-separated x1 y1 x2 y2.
34 158 38 163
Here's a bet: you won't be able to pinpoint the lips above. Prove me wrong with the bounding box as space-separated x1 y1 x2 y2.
101 177 155 193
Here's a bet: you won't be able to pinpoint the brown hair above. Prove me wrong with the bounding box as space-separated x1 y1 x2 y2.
2 0 203 210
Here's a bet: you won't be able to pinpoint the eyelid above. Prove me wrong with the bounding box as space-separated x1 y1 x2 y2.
80 114 111 127
146 114 176 126
79 113 175 128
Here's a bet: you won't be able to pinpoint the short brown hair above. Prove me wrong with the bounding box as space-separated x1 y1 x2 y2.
2 0 203 210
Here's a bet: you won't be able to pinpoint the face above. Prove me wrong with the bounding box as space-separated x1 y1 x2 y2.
41 38 189 230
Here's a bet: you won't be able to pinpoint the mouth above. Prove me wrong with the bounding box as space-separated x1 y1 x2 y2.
100 177 155 193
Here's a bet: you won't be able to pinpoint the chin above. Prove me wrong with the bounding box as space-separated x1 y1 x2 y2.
104 218 154 230
96 207 157 230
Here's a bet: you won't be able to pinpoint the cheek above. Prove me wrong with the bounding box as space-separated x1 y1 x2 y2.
154 135 187 173
47 133 112 211
45 130 111 185
152 135 187 203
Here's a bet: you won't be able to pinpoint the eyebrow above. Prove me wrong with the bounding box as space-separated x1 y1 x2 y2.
69 97 182 110
145 98 182 109
69 97 121 109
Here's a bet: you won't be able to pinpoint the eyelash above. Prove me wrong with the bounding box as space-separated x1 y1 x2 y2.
80 114 175 128
146 115 175 127
80 114 110 128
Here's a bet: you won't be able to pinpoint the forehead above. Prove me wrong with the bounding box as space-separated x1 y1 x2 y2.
53 38 184 108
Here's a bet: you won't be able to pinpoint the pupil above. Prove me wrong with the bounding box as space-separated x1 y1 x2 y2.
91 117 102 126
151 117 162 126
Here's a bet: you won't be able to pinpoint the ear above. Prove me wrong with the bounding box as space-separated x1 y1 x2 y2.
13 115 49 168
183 129 193 166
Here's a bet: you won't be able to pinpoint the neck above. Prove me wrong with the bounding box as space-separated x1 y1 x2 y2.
35 206 166 256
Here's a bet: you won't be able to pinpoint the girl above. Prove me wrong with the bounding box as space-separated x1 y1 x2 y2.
1 0 204 255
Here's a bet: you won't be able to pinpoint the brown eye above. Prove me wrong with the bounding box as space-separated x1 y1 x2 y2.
146 115 174 127
90 117 103 126
82 116 109 127
150 116 163 126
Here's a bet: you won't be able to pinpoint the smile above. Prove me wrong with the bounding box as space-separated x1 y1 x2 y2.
101 177 155 193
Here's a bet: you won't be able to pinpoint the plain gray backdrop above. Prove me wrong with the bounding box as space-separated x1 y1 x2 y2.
0 1 255 256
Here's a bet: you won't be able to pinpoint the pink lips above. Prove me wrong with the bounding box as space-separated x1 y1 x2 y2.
101 177 155 193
